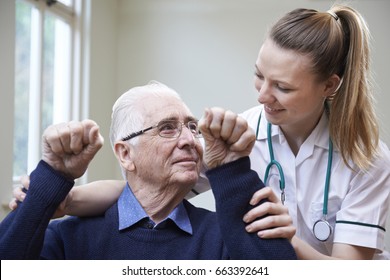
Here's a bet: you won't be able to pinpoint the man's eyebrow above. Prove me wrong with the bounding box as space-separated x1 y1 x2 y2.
159 116 198 122
185 116 198 122
160 116 178 122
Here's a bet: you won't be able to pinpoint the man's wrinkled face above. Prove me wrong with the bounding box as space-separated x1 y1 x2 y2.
130 95 203 190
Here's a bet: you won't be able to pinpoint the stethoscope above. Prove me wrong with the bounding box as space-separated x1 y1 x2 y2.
255 110 334 242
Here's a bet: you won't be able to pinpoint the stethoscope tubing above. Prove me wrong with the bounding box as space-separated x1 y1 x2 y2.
256 109 334 241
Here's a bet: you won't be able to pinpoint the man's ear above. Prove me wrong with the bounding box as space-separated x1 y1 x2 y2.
114 142 135 172
323 74 342 98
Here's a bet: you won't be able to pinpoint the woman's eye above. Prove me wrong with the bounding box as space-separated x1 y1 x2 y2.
277 85 291 93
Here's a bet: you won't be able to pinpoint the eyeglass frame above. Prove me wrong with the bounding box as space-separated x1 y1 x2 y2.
121 119 202 141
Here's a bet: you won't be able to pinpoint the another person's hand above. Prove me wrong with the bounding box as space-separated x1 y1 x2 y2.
199 107 255 168
8 175 29 211
9 175 69 219
42 120 104 180
243 186 296 241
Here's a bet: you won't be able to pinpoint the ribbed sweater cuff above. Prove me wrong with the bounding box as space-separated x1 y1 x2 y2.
28 160 75 206
206 156 264 202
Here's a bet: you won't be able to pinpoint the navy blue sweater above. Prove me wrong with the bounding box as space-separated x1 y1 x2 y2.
0 158 296 260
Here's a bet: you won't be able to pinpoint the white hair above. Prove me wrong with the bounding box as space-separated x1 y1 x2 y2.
110 80 183 149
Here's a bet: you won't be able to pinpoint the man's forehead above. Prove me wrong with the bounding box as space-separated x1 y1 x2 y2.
144 112 197 124
141 96 195 123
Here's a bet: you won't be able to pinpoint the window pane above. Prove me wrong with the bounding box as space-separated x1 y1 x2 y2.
14 0 32 177
42 13 71 132
53 16 71 123
42 13 54 132
13 1 72 179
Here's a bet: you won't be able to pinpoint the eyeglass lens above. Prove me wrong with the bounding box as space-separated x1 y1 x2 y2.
157 121 200 138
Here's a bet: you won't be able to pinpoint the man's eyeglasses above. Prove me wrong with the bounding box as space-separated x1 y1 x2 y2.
121 120 202 141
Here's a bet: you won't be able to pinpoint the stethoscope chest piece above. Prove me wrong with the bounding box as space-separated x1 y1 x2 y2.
313 219 333 242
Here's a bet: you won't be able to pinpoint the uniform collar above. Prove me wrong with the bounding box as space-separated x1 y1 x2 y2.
118 183 193 234
256 106 331 151
311 112 331 150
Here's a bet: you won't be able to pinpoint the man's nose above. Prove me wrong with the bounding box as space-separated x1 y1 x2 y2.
177 125 196 147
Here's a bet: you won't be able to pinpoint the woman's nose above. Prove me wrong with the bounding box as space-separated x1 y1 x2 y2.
257 82 275 104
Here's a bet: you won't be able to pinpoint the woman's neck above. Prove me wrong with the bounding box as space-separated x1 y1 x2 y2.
280 110 324 156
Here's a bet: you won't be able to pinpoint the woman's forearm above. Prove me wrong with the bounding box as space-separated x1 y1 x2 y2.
291 236 375 260
65 180 126 216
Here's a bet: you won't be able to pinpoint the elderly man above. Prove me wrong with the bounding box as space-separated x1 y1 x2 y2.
0 81 296 259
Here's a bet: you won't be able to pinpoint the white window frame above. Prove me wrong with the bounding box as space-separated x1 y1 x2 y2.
0 0 90 218
14 0 90 184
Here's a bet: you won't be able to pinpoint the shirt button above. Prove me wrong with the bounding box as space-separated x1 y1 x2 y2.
146 221 154 229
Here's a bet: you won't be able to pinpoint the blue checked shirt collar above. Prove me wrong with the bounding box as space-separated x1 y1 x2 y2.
118 183 193 235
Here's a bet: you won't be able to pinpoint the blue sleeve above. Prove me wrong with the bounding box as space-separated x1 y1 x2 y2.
0 161 74 259
206 156 297 260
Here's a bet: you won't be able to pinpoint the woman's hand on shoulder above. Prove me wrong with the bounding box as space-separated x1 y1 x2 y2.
243 186 296 241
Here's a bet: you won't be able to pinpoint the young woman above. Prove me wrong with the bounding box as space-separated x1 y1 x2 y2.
240 5 390 259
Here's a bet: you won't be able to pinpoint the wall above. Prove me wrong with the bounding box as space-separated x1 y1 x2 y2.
86 0 119 182
0 1 15 220
115 0 390 143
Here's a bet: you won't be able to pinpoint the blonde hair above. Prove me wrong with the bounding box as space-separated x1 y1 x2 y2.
269 4 378 170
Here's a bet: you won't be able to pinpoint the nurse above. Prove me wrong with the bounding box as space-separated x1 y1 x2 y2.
11 4 390 259
239 4 390 259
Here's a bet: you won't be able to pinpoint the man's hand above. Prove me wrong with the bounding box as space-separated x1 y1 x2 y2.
42 120 104 180
198 107 255 169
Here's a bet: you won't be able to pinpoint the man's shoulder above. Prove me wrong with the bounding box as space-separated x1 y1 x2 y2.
48 203 119 231
182 200 223 242
183 200 216 223
183 199 213 212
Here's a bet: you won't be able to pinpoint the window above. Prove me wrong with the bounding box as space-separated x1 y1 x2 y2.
14 0 87 180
